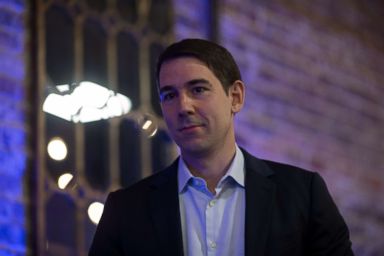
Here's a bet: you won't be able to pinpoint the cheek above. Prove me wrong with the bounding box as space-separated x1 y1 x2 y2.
161 105 173 117
161 108 177 125
208 99 232 115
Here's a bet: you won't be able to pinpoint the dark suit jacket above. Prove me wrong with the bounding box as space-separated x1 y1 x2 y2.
89 149 354 256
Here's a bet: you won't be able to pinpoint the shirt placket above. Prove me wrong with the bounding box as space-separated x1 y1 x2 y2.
206 196 218 256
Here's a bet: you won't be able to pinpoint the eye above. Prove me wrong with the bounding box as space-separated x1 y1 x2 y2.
192 86 207 94
160 91 176 102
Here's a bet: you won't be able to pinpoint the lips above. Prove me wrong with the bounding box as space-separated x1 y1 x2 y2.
179 125 202 132
178 122 205 132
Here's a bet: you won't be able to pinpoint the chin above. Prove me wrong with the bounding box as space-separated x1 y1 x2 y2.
179 143 211 156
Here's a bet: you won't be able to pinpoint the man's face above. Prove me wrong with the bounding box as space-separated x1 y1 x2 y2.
158 57 240 156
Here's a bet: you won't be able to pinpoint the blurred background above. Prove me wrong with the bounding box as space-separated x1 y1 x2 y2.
0 0 383 255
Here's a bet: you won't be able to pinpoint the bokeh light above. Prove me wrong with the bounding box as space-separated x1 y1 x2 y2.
138 113 158 138
57 173 74 189
47 137 68 161
87 202 104 225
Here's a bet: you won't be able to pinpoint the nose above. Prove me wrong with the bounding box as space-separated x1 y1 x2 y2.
178 92 194 116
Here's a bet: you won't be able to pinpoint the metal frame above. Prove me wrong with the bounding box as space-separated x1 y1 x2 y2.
33 0 176 255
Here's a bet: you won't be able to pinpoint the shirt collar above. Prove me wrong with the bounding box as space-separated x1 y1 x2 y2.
178 145 245 193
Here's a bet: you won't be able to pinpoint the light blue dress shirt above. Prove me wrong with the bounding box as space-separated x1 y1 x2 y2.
178 146 245 256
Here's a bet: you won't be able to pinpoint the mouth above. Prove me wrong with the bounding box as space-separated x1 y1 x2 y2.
178 124 204 132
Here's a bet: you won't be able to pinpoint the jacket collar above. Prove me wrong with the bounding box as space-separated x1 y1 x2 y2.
149 159 184 256
242 149 276 256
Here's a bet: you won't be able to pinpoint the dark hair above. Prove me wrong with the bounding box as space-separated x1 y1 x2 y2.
156 38 242 93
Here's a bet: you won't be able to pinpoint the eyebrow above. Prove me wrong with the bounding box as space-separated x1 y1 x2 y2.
159 78 211 94
158 85 174 95
186 78 211 86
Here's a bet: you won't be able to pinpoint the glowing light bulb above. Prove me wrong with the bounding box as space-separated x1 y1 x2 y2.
47 137 68 161
138 114 158 138
43 81 132 123
57 173 73 189
142 120 152 130
88 202 104 225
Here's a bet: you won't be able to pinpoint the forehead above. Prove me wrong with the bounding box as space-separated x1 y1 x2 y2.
158 57 218 87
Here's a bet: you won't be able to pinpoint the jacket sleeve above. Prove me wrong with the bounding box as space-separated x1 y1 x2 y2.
306 172 354 256
88 192 123 256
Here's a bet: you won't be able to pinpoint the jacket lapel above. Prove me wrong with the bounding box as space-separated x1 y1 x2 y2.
149 159 184 256
243 150 276 256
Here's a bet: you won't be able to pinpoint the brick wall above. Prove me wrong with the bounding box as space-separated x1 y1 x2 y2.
0 0 27 255
175 0 384 255
173 0 211 40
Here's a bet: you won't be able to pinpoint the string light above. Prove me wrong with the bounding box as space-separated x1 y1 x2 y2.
57 173 74 189
47 137 67 161
87 202 104 225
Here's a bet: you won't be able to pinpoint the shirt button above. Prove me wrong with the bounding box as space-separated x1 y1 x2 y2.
209 241 217 249
209 200 216 207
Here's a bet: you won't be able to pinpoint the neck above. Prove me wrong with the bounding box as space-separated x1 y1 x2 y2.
181 143 237 194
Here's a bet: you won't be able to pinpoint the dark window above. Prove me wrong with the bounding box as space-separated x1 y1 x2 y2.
117 32 140 109
85 0 107 13
149 0 172 34
149 42 164 116
46 193 77 252
83 19 108 86
45 5 74 84
45 114 76 182
119 118 142 187
116 0 138 23
84 202 98 251
84 120 110 191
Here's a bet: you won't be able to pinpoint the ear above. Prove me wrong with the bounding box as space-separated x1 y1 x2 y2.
229 80 245 114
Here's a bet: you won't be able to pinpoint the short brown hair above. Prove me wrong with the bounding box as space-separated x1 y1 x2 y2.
156 38 242 93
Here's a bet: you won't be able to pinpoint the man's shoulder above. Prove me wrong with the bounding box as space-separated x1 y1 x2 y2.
263 159 315 176
242 149 317 186
245 152 326 203
262 159 318 189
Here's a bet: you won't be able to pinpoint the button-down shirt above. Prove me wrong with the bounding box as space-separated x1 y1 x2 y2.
178 146 245 256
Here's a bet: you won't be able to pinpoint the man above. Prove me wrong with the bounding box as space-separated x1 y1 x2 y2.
89 38 354 256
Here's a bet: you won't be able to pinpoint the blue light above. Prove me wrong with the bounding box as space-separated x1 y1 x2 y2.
0 0 26 255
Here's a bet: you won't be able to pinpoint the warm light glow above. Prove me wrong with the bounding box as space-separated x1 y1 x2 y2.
56 84 71 93
47 137 67 161
43 81 132 123
88 202 104 225
72 81 110 108
142 120 152 130
138 114 158 138
43 94 80 121
149 127 158 137
57 173 73 189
